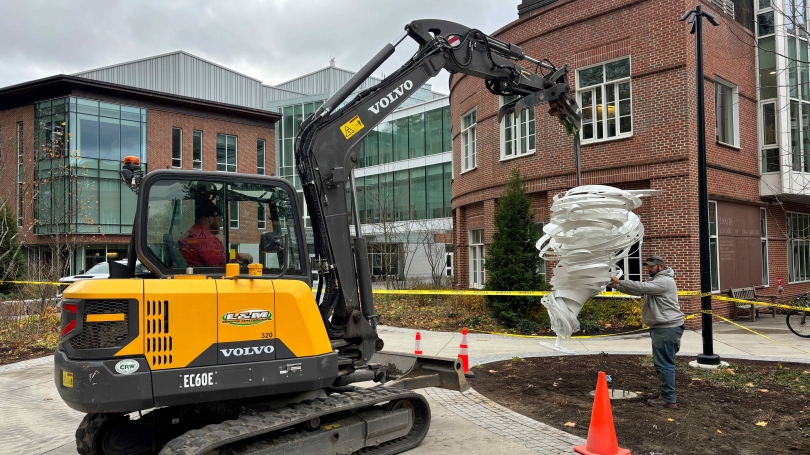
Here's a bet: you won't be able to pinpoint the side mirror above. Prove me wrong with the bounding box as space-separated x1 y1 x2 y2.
260 232 286 253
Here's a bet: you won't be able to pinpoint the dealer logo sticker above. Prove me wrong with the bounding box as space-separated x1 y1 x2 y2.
115 359 139 375
221 309 273 326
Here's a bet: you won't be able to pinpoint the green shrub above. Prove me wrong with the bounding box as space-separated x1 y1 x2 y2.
485 169 546 325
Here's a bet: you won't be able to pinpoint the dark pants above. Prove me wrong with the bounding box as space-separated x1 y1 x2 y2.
650 325 684 404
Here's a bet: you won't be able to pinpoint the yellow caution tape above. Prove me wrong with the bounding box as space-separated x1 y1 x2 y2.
0 280 66 286
706 310 810 356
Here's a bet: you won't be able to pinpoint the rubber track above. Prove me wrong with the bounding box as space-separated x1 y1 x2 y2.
158 387 427 455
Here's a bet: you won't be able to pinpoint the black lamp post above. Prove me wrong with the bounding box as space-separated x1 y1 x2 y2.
680 5 721 366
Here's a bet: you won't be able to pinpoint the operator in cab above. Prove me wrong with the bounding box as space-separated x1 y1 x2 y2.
178 199 251 267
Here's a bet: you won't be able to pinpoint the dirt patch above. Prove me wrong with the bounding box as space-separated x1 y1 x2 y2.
469 355 810 455
0 340 54 366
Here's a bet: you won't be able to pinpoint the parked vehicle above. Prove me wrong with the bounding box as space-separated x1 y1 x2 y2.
56 260 145 297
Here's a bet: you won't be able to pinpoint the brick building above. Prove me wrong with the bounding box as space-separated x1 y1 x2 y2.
450 0 807 322
0 74 278 274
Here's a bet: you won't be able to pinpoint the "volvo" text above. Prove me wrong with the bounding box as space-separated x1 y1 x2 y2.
367 80 414 115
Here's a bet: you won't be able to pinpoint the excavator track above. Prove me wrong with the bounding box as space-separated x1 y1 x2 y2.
159 387 429 455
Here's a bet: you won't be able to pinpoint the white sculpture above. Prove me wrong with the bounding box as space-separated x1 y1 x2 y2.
537 185 659 343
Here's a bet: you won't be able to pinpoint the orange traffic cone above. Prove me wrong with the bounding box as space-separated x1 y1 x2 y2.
574 371 631 455
458 327 474 378
414 331 423 355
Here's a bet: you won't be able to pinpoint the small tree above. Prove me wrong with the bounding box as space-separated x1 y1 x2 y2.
485 168 545 325
0 201 27 297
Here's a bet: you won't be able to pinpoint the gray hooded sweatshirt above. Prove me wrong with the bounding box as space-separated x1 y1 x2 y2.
615 267 684 328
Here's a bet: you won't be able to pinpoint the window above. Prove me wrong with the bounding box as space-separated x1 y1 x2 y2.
257 139 266 175
715 79 739 147
501 95 535 159
788 212 810 283
761 208 769 285
192 131 202 170
709 201 720 291
34 98 147 235
144 178 304 274
258 203 266 230
216 134 237 172
229 201 239 229
461 109 477 172
17 122 23 227
616 242 642 284
578 57 632 143
172 128 182 168
369 243 402 278
761 102 779 172
469 228 485 289
445 245 454 277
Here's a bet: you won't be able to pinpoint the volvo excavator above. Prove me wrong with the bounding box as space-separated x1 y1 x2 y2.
54 19 581 455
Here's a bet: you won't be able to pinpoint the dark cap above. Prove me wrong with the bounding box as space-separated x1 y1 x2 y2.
195 199 223 220
644 256 666 266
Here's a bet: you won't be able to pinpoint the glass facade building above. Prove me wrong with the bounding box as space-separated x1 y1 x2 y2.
275 100 452 226
34 97 147 234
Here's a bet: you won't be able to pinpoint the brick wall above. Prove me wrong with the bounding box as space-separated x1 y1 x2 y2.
448 0 793 325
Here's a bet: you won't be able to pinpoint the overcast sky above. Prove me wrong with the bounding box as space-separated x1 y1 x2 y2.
0 0 522 94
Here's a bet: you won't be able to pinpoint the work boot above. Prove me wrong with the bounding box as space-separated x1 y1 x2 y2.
646 398 677 408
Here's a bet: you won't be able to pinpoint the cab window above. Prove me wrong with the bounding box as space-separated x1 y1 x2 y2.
144 178 305 275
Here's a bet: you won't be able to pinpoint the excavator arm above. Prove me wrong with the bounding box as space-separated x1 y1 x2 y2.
296 19 581 368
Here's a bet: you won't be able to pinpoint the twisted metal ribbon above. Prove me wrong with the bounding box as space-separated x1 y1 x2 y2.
537 185 659 340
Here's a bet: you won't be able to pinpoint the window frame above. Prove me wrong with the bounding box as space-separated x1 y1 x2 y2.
229 200 239 230
759 100 779 173
216 133 238 173
258 202 266 230
469 228 485 289
787 211 810 283
257 139 266 175
761 207 769 286
171 128 182 168
715 76 740 148
576 56 633 145
192 130 202 170
500 96 536 161
709 200 721 291
17 122 23 227
460 108 477 173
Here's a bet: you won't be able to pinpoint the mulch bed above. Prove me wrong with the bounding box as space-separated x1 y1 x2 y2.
469 354 810 454
0 340 54 366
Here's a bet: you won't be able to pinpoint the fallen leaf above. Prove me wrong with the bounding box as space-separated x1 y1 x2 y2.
802 370 810 375
756 421 768 427
757 389 769 393
489 370 497 374
653 424 658 429
726 369 736 375
667 418 674 422
552 382 558 387
717 429 723 434
691 378 703 381
745 382 754 387
564 422 577 427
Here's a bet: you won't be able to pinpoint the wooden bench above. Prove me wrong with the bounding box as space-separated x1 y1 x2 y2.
730 287 775 321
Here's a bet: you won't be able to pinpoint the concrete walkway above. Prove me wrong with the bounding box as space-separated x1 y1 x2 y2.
1 315 807 455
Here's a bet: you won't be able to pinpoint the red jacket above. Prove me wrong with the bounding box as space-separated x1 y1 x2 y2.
178 223 238 267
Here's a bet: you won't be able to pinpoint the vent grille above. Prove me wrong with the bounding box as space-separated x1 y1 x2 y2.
69 300 130 350
710 0 735 18
146 300 172 366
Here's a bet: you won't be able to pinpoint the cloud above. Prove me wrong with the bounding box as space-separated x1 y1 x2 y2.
0 0 522 94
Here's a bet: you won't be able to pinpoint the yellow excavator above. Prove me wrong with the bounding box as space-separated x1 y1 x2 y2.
55 19 581 455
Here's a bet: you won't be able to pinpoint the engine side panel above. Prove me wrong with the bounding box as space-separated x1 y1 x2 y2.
143 279 218 369
272 279 331 359
215 279 276 364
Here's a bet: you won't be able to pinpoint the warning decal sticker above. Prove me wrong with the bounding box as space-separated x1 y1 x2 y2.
341 115 365 140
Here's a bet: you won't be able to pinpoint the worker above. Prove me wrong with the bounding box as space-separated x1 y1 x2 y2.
608 255 684 409
178 199 251 267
